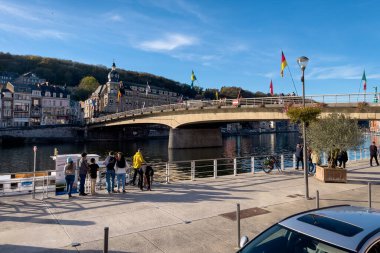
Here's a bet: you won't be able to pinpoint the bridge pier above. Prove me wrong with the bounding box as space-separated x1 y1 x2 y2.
168 128 222 149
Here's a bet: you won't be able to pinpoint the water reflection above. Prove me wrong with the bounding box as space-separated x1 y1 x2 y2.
0 132 372 173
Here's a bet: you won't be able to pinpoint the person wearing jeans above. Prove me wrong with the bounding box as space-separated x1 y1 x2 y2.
115 152 127 193
104 152 116 194
64 157 76 198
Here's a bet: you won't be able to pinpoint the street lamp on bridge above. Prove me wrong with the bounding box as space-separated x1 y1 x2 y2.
297 56 310 200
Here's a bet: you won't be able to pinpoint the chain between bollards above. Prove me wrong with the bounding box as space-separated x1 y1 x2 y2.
237 203 241 248
368 182 372 208
104 227 109 253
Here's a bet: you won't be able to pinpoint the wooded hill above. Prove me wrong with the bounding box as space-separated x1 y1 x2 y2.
0 52 270 100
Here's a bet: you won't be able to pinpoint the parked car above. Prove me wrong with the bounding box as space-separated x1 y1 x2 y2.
238 205 380 253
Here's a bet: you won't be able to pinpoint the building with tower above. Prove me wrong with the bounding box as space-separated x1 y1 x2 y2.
84 62 181 119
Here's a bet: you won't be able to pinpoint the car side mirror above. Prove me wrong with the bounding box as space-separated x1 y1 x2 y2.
240 236 249 248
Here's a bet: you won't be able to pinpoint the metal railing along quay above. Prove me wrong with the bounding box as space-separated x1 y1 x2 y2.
0 148 372 196
88 92 380 125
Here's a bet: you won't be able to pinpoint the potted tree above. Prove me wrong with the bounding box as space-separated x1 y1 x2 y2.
306 113 364 183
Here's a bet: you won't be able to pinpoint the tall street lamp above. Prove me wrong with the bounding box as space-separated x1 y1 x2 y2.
297 56 310 199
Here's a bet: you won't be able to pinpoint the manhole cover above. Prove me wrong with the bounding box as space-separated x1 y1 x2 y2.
219 207 270 221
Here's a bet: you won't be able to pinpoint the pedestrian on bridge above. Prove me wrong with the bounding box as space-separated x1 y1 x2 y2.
370 141 379 166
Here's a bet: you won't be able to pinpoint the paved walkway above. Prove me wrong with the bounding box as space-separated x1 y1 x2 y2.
1 161 380 253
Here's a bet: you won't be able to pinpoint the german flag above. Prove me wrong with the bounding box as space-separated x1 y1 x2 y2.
280 51 288 77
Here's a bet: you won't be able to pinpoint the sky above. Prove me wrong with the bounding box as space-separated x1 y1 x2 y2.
0 0 380 95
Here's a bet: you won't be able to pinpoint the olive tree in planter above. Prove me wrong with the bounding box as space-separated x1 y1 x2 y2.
306 113 364 183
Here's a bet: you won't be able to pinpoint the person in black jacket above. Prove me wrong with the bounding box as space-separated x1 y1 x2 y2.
370 142 379 166
295 144 304 170
337 150 348 168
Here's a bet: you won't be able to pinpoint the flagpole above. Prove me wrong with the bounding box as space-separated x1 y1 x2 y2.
286 66 298 96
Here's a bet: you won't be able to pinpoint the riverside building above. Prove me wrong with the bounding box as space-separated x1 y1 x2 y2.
84 62 181 119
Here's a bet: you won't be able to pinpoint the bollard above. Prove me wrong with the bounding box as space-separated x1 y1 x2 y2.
213 159 217 179
369 182 372 208
104 227 109 253
281 155 284 171
191 161 195 181
316 190 319 209
251 157 255 175
293 154 296 169
237 203 241 248
234 158 237 176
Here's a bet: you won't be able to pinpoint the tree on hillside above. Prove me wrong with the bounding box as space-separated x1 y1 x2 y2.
72 76 100 101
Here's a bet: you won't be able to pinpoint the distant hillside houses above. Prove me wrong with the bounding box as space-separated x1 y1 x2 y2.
0 63 184 127
0 72 82 128
84 62 182 119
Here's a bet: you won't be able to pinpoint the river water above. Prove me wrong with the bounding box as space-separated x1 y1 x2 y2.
0 132 375 174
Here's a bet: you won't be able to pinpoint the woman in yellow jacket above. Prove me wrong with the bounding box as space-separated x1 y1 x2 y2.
132 148 145 186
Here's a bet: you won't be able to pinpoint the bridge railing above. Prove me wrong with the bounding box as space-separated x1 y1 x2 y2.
89 92 380 124
0 148 371 195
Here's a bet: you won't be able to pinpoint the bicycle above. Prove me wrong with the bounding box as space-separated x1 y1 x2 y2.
261 155 282 173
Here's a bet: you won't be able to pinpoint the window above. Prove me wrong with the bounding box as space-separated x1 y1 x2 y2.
240 225 353 253
297 214 363 237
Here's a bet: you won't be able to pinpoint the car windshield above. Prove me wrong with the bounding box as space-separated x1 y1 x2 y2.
239 224 355 253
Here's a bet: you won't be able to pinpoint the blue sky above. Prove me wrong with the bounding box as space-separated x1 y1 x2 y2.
0 0 379 95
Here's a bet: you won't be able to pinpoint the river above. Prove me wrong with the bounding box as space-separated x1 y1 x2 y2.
0 132 375 174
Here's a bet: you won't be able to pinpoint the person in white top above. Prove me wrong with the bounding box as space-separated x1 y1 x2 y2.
115 152 129 193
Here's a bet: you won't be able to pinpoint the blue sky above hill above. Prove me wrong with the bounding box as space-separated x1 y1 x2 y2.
0 0 379 95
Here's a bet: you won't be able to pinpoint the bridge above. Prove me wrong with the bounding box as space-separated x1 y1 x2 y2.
87 93 380 148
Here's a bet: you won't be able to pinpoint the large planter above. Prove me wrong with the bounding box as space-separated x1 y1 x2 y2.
315 165 347 183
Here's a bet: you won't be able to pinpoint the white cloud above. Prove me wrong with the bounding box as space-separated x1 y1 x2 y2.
306 65 364 80
0 23 69 40
109 14 123 22
138 34 198 51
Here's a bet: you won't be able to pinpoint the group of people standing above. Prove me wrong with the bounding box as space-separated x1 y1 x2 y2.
295 143 348 173
64 148 154 198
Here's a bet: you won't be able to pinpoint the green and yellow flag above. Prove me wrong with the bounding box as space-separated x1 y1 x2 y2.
191 70 197 87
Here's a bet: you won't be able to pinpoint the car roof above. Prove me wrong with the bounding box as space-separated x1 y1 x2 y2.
279 205 380 251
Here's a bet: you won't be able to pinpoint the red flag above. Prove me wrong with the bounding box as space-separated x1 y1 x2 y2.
270 80 274 96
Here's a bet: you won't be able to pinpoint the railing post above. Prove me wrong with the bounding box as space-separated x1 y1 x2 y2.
103 227 109 253
251 157 255 174
316 190 320 209
213 159 217 179
281 154 284 171
368 182 372 208
236 203 241 249
165 162 170 184
191 161 195 181
234 158 237 176
46 174 49 198
293 154 296 169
